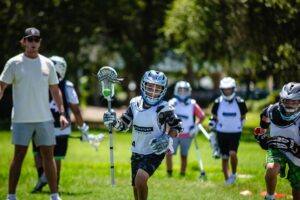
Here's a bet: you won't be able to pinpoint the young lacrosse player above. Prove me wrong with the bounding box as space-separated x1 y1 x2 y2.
254 82 300 200
209 77 248 185
166 81 205 176
103 70 182 200
0 27 67 200
31 55 89 193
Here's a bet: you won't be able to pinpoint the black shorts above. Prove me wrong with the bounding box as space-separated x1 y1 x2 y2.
32 135 69 160
131 153 165 186
217 132 241 159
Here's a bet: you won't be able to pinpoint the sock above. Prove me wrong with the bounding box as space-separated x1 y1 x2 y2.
37 167 44 178
7 194 16 200
167 170 172 176
266 193 275 199
51 193 59 199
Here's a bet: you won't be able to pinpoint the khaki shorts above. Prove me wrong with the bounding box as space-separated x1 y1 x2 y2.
12 121 56 146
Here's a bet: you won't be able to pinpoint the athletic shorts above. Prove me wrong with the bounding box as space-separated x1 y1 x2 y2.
33 135 69 160
216 132 241 159
12 121 55 146
266 149 300 189
172 137 193 156
131 153 165 186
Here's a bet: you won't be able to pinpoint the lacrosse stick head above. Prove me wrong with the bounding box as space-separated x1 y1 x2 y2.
88 133 105 151
96 66 123 99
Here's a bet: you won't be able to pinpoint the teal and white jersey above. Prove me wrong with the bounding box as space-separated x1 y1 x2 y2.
216 96 243 133
265 104 300 166
130 96 168 155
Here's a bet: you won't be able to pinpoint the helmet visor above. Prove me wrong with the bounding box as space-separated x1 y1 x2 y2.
144 83 163 103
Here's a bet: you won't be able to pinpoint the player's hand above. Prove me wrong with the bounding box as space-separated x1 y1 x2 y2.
189 125 199 138
267 136 299 156
103 110 116 127
78 122 89 141
59 115 69 130
149 133 170 155
208 118 217 131
253 127 268 150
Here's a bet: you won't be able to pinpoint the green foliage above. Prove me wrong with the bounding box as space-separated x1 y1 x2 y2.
247 92 279 112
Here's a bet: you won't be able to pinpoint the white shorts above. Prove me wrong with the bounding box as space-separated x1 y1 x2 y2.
12 121 56 146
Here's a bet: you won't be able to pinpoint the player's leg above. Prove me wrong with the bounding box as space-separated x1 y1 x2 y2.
166 137 179 176
286 161 300 200
179 138 192 176
227 132 241 184
54 135 68 188
135 169 149 200
217 132 230 181
292 188 300 200
265 149 284 199
131 153 165 200
9 123 34 194
34 121 58 195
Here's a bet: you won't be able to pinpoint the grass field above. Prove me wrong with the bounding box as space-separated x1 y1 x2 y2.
0 114 293 200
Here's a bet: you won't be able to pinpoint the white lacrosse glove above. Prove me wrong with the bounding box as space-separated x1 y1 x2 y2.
103 110 117 127
189 125 199 138
149 133 170 155
209 131 220 159
78 122 89 142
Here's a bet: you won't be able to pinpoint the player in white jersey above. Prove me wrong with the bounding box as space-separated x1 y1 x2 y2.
209 77 248 185
254 82 300 200
166 81 205 176
31 56 89 193
103 70 182 200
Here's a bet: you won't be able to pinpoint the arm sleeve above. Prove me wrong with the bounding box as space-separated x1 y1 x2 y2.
194 103 205 122
211 101 219 116
238 101 248 115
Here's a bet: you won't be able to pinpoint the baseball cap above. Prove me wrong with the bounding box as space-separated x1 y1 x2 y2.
24 27 41 38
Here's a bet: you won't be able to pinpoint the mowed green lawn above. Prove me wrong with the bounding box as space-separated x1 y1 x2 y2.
0 115 293 200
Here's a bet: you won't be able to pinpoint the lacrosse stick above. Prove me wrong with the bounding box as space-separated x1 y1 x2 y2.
194 137 206 179
198 124 220 159
197 124 210 140
69 134 105 151
97 66 123 187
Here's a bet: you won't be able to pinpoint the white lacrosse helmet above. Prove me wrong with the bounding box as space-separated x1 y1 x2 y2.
174 81 192 102
140 70 168 106
219 77 236 101
279 82 300 121
50 56 67 80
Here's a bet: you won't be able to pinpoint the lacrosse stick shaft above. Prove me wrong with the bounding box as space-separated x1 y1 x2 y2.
108 99 115 186
198 124 210 140
194 137 205 173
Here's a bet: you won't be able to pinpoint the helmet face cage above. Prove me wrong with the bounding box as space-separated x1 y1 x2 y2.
140 70 168 106
219 77 236 101
279 82 300 121
174 81 192 102
50 56 67 80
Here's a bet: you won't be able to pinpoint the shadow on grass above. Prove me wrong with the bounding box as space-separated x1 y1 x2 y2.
32 190 94 196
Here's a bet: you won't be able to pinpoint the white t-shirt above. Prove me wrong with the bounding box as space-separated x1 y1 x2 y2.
0 53 59 122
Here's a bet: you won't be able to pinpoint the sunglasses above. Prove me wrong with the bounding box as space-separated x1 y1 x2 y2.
26 37 41 42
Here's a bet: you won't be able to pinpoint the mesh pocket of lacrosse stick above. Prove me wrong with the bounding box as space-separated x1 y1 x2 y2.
88 134 105 151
